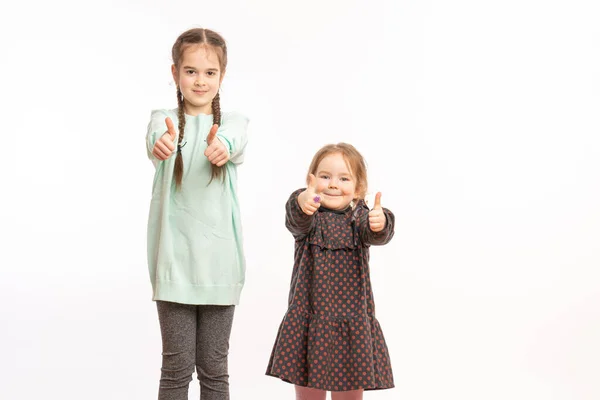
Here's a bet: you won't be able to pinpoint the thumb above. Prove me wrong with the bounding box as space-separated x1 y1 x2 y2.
165 117 176 141
373 192 382 209
206 124 219 144
308 174 318 192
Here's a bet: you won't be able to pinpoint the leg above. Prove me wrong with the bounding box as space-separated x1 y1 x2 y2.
156 301 197 400
295 385 327 400
196 305 235 400
331 389 364 400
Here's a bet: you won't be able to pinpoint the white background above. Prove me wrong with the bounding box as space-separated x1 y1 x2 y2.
1 0 599 399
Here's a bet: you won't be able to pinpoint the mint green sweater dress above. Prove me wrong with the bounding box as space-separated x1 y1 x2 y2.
146 109 249 305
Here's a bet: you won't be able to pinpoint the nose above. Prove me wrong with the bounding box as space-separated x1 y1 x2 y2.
328 179 338 189
195 76 204 86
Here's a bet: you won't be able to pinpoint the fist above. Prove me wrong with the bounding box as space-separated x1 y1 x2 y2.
204 124 230 167
297 174 322 216
152 117 177 160
368 192 386 232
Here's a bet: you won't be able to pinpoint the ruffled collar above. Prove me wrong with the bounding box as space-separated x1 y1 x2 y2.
306 201 369 249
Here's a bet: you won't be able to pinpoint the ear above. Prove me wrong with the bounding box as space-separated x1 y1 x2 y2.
171 64 178 83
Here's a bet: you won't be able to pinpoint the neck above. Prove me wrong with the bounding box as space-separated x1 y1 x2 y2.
184 101 212 116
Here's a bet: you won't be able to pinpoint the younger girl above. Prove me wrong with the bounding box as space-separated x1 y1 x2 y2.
146 28 249 400
266 143 395 400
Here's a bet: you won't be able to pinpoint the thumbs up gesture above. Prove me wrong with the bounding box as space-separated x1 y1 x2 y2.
152 117 177 160
297 174 322 216
204 124 229 167
368 192 386 232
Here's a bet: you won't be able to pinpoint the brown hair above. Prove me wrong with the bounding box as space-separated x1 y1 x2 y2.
306 143 368 200
172 28 227 188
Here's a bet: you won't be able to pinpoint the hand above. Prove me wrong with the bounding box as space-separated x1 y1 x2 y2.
204 124 229 167
152 117 177 160
368 192 386 232
297 174 322 216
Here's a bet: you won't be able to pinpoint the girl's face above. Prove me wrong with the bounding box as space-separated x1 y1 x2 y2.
172 45 223 116
314 153 358 210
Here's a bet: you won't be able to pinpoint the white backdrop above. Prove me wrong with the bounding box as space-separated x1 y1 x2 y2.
1 0 599 399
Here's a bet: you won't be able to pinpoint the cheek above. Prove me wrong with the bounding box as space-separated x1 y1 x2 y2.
179 74 192 86
343 184 357 196
206 75 218 86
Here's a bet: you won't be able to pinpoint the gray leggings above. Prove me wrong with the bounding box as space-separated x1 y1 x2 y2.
156 301 235 400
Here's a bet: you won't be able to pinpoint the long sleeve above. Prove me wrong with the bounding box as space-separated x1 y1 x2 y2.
285 188 315 239
216 111 249 165
357 205 395 246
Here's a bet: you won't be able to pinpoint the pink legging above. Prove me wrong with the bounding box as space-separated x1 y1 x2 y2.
295 385 363 400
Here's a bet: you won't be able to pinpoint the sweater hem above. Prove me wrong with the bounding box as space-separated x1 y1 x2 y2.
152 282 243 305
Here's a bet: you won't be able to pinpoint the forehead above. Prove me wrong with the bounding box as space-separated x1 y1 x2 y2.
180 44 221 68
317 153 352 174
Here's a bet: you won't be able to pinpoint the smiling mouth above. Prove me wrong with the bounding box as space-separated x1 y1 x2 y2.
193 90 208 95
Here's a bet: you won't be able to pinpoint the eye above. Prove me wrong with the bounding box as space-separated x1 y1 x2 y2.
185 70 196 75
319 175 330 179
207 71 217 76
340 177 351 182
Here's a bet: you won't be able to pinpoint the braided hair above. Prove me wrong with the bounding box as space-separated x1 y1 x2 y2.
171 28 227 188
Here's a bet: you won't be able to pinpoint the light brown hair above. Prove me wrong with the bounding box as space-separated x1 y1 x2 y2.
172 28 227 187
306 143 368 200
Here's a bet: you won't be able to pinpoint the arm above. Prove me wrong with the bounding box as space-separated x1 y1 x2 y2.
285 189 316 239
216 112 249 165
358 206 395 246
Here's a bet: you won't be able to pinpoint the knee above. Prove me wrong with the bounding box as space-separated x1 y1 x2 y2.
196 351 229 380
160 351 195 387
295 385 327 400
197 345 228 367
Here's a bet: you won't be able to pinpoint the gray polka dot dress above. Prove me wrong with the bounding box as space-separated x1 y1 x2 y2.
266 189 396 391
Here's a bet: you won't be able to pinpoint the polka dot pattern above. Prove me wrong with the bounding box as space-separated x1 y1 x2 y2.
266 190 395 391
